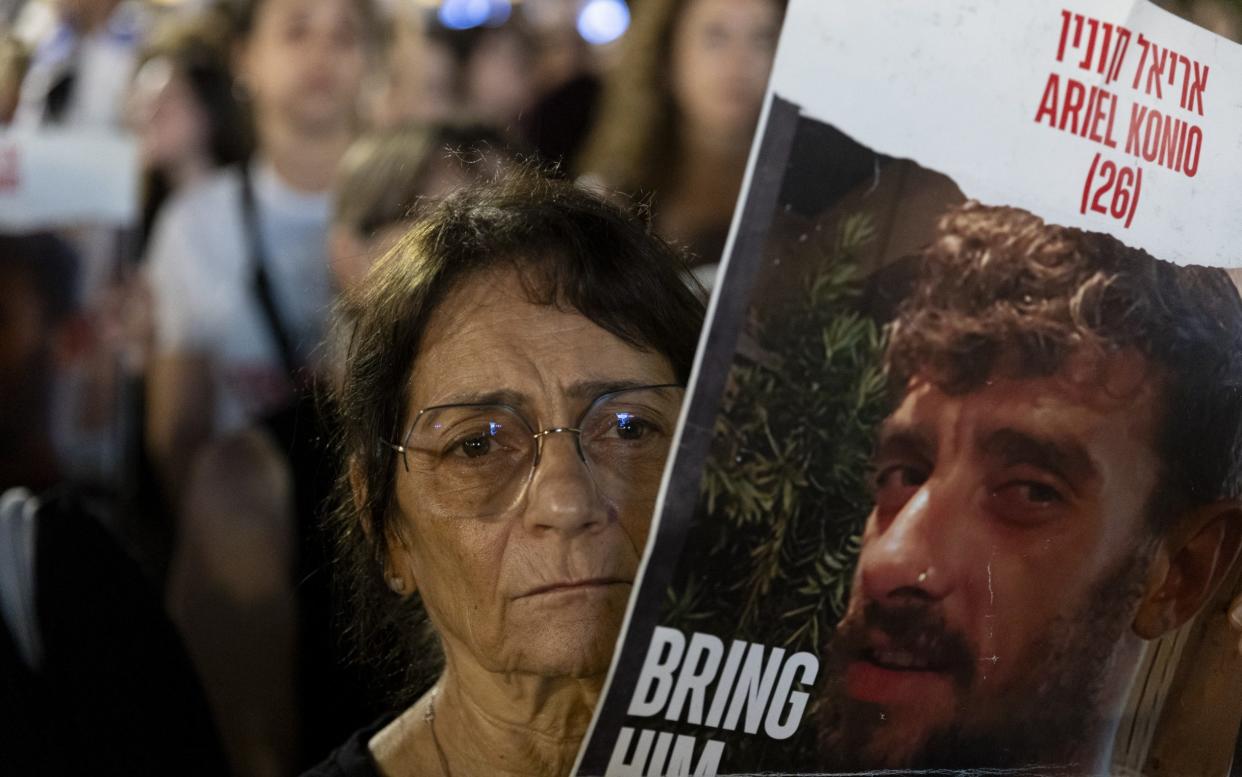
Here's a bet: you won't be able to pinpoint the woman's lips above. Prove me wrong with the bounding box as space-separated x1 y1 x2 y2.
517 578 632 598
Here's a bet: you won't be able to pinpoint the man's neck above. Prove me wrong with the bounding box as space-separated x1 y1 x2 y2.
431 651 602 776
256 117 353 194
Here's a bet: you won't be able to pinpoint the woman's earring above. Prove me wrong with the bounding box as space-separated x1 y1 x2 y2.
388 575 407 595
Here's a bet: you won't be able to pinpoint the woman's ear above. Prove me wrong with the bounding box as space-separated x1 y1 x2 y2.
349 455 417 597
1133 502 1242 639
381 524 418 599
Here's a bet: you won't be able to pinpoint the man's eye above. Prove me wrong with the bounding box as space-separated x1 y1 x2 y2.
874 465 927 490
872 464 927 514
993 481 1065 504
986 481 1067 525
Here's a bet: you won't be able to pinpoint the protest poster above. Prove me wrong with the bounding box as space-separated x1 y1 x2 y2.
574 1 1242 774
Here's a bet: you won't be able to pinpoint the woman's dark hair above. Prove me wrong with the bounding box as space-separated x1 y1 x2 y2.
330 167 706 699
138 10 253 243
576 0 787 196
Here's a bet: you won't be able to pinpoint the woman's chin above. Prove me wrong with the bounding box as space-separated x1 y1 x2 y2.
500 596 630 678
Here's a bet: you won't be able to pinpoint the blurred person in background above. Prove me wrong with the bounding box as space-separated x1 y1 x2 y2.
365 6 459 129
578 0 784 272
328 122 511 294
0 27 28 123
9 0 151 506
13 0 146 127
454 19 536 138
145 0 376 773
0 233 81 497
128 6 253 248
144 0 376 506
0 232 228 777
167 122 513 774
408 19 536 143
517 0 609 169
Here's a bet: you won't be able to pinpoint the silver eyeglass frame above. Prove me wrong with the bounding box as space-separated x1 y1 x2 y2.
380 383 685 474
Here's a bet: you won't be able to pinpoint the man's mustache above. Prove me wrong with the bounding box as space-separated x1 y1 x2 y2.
834 600 978 690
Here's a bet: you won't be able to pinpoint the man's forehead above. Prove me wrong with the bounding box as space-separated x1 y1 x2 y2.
888 362 1164 453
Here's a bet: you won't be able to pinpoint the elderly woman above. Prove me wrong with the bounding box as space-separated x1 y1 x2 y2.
304 171 706 776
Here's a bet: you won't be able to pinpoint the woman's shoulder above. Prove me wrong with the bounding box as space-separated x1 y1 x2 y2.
300 713 398 777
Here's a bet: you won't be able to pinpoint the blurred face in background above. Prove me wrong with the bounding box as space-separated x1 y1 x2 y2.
670 0 781 140
465 28 536 129
55 0 120 30
128 58 210 176
237 0 370 136
374 33 459 128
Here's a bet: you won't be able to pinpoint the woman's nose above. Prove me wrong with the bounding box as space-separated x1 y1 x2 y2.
858 485 954 604
522 432 608 536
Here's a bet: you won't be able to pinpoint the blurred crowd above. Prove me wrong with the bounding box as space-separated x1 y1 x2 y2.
0 0 1238 775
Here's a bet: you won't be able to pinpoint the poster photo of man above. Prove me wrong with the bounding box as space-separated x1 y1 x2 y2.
816 198 1242 773
574 2 1242 775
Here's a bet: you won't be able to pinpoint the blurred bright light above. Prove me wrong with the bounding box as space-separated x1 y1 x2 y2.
485 0 513 26
439 0 492 29
577 0 630 45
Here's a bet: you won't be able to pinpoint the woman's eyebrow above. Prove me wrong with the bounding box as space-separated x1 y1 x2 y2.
564 378 667 400
426 389 528 408
426 379 668 409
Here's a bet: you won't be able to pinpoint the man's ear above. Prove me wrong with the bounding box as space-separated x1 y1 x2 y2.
1134 502 1242 639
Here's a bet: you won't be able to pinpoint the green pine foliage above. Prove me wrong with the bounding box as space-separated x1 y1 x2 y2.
660 212 890 763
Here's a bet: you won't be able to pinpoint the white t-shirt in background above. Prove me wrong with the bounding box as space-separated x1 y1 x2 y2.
145 159 334 433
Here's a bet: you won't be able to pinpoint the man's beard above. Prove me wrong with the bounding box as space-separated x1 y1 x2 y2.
817 548 1153 774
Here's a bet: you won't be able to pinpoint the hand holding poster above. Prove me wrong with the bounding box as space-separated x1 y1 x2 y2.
574 2 1242 775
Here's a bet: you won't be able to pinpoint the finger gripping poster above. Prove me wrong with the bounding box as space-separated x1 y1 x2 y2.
574 2 1242 775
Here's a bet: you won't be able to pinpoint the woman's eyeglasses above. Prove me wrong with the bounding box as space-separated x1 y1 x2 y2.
382 384 685 517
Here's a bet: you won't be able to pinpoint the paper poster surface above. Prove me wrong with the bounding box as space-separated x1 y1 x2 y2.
574 2 1242 775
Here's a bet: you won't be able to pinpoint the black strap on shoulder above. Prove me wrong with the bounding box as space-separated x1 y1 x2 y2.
238 162 301 382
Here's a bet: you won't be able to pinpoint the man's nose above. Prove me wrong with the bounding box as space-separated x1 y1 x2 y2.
522 431 609 536
858 484 954 603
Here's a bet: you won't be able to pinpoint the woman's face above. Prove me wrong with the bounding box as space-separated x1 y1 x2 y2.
128 58 210 172
237 0 369 135
670 0 782 138
387 267 679 678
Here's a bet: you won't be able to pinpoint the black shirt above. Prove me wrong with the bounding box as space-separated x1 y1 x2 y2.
299 713 398 777
0 487 229 776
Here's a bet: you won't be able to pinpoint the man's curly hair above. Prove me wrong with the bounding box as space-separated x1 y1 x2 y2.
884 201 1242 520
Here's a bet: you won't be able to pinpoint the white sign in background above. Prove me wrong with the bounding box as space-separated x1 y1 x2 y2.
773 0 1242 268
0 129 138 229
